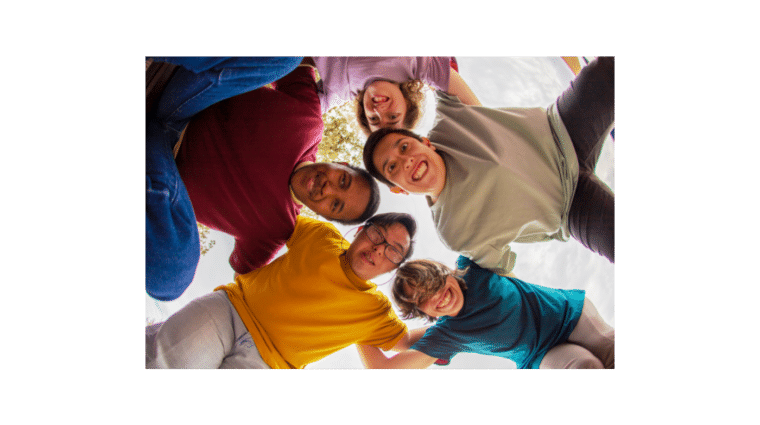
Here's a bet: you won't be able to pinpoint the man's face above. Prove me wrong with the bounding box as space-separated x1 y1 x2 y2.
372 132 446 196
290 163 371 222
346 222 411 281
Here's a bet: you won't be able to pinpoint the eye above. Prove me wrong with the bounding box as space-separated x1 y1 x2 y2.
369 116 378 123
400 143 407 152
340 173 346 187
388 163 396 173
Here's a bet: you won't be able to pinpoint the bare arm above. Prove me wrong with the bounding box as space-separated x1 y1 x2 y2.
447 69 482 106
388 326 430 352
357 345 437 369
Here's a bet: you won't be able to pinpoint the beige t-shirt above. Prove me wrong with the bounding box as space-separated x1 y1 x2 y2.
427 91 579 275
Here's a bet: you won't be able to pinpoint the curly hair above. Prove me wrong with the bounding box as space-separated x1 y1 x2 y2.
391 259 467 322
355 79 426 136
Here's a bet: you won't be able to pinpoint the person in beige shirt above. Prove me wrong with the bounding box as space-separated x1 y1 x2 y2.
363 57 614 276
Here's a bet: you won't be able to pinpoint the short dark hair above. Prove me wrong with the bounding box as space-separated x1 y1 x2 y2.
355 79 426 136
362 128 426 187
391 259 468 322
365 212 417 261
330 164 381 226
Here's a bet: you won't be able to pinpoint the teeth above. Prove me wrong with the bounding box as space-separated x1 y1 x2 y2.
413 162 427 180
439 290 451 308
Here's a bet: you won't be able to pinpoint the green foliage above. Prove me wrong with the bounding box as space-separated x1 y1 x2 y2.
301 102 366 220
318 101 365 165
198 222 216 255
194 101 365 236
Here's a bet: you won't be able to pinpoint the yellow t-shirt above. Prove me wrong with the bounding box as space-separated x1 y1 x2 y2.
216 217 407 369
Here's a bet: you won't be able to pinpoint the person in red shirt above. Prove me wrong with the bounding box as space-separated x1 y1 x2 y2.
175 64 381 276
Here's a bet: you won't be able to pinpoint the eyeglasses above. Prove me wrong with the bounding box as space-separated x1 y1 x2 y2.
364 223 406 264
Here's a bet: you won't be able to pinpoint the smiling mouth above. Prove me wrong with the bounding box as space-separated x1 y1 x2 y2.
361 252 375 266
437 288 453 309
372 96 389 103
307 174 324 198
412 161 427 181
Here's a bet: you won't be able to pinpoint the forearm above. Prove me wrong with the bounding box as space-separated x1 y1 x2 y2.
356 345 436 369
390 326 430 352
447 69 481 106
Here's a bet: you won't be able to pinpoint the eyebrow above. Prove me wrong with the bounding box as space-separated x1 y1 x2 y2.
380 138 403 174
334 172 351 215
384 226 406 253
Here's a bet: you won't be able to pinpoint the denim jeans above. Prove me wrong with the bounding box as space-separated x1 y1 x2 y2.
145 57 302 301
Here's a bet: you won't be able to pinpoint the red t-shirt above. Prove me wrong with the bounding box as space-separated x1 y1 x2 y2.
176 66 324 274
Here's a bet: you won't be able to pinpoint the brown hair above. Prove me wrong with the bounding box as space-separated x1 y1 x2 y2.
355 79 426 136
391 259 467 322
362 127 428 187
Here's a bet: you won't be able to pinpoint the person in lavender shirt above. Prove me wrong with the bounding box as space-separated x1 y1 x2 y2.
311 57 481 135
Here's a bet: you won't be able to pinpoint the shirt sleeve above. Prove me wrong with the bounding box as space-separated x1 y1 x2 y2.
470 243 517 276
271 65 320 106
228 236 284 275
410 325 461 361
355 297 409 351
417 57 452 92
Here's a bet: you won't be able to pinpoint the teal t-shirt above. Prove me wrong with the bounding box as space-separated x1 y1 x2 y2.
411 256 585 369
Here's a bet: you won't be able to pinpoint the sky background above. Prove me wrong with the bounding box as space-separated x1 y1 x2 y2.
145 56 615 369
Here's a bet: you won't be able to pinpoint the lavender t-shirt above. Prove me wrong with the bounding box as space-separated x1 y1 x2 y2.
313 57 451 113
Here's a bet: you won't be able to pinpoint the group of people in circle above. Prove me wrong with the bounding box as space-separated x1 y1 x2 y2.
146 56 615 369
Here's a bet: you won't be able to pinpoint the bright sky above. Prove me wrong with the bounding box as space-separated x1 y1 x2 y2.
145 57 615 369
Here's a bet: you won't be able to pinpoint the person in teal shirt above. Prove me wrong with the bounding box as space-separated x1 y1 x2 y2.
357 256 614 369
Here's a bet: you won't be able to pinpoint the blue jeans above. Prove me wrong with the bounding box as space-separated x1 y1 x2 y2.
145 57 302 301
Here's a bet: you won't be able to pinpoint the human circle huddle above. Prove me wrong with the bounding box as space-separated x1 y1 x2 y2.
146 56 615 369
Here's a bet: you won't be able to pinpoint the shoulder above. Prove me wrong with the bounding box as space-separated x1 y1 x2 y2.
289 216 343 248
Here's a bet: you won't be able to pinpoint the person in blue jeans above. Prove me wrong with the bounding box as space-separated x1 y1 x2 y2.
146 57 302 301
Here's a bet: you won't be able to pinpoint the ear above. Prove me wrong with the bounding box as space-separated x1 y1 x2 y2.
390 186 409 195
421 137 435 150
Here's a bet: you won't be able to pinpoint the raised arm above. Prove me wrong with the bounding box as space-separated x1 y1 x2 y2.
447 69 482 106
357 345 437 369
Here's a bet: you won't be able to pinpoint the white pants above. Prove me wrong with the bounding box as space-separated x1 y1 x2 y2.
146 291 270 369
539 298 614 369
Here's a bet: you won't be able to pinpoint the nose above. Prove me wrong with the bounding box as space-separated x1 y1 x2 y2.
321 180 336 197
371 243 385 257
403 156 414 170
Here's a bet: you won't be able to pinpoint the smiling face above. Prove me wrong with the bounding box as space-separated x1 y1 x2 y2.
408 275 465 318
372 132 447 198
289 162 371 222
362 81 407 133
346 222 411 281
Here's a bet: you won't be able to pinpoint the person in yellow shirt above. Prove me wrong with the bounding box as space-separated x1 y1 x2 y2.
146 212 424 369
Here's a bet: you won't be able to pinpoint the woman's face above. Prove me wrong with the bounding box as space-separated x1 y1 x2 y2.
363 81 407 132
346 222 410 281
410 275 465 318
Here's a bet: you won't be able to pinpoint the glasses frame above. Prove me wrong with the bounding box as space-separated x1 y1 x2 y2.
364 222 405 265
